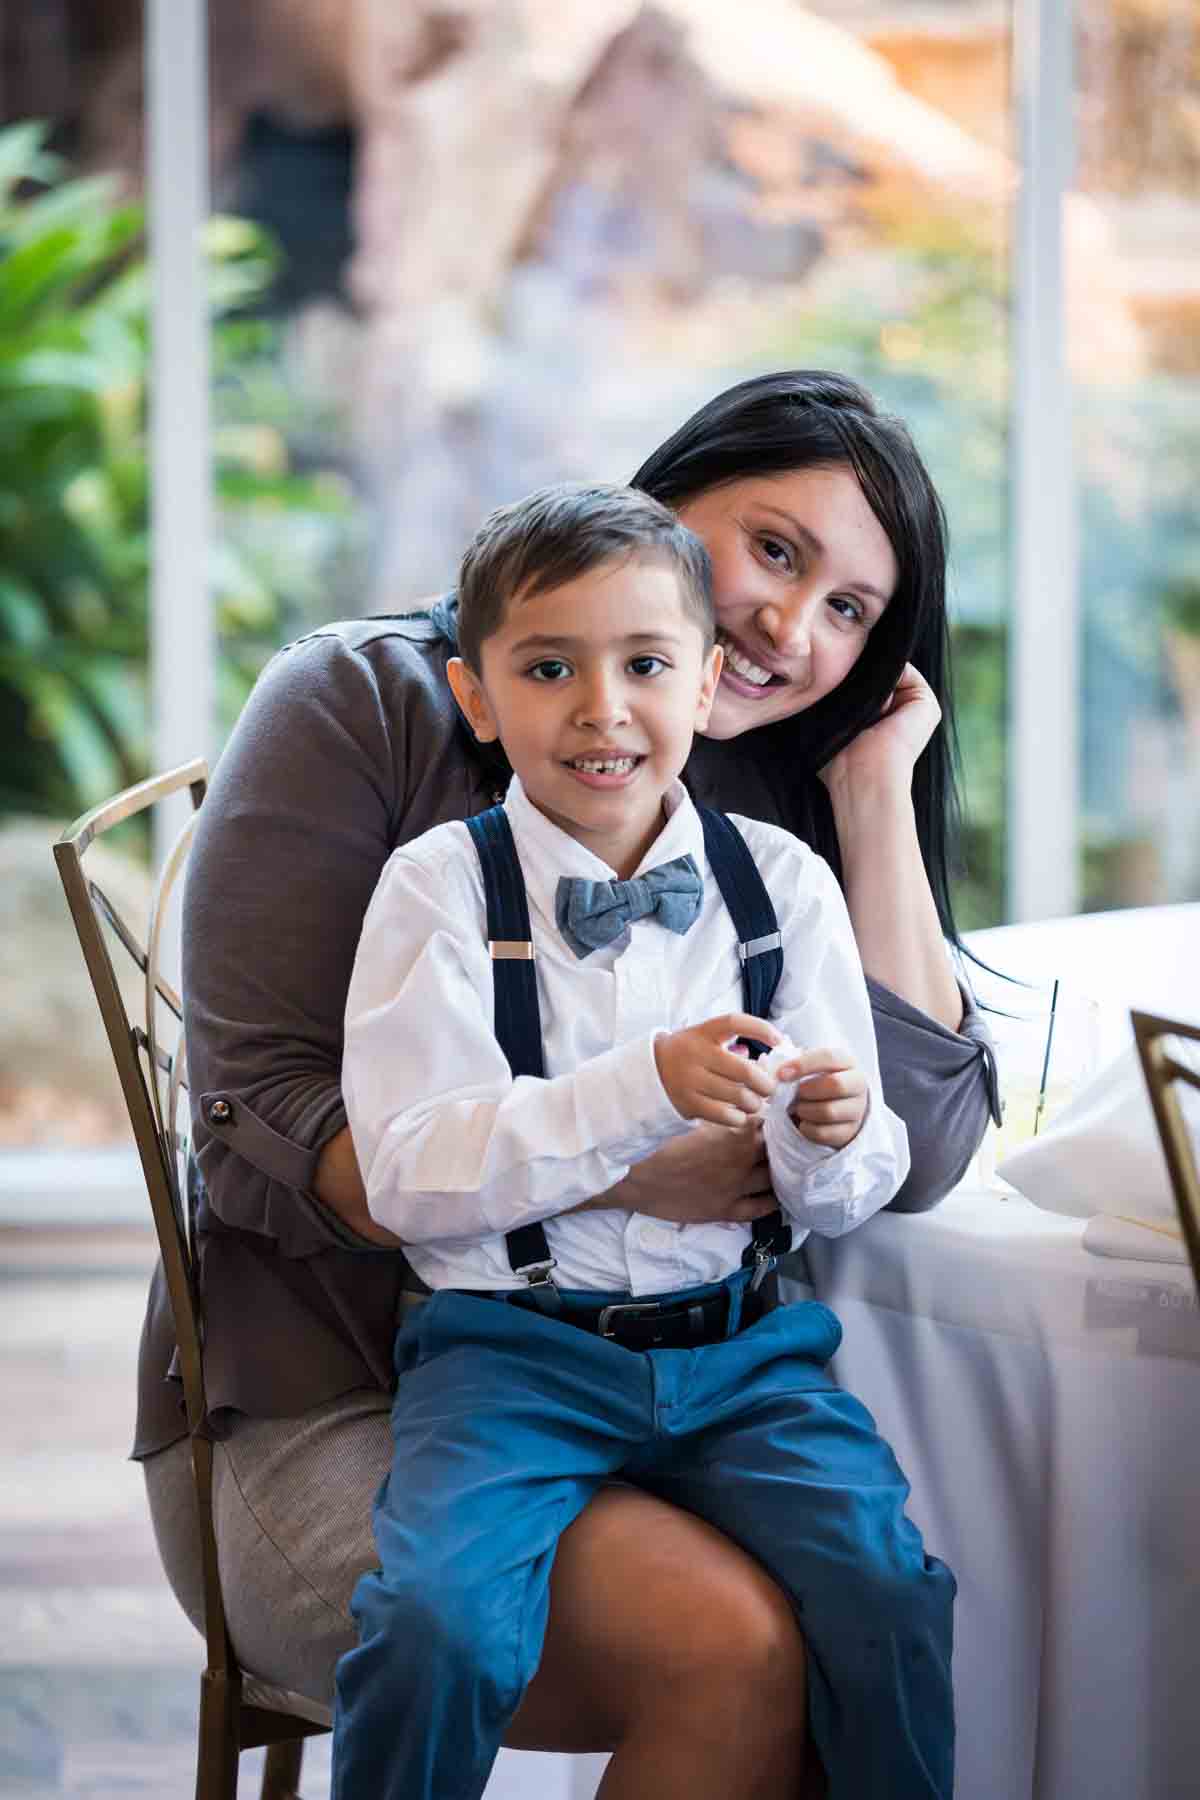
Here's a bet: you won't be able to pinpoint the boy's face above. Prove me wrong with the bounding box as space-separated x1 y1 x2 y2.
448 555 722 878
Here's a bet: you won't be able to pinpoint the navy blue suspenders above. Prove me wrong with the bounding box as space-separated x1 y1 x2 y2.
464 806 793 1286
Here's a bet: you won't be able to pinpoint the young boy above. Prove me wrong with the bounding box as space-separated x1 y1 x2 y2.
336 484 955 1800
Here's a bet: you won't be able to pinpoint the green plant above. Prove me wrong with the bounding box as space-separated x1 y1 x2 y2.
0 120 358 824
1161 578 1200 638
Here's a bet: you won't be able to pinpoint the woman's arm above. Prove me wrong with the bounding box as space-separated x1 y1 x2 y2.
183 629 413 1257
318 1113 782 1236
820 664 1000 1209
822 664 962 1031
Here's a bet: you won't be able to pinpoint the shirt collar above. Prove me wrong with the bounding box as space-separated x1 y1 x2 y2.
503 774 705 932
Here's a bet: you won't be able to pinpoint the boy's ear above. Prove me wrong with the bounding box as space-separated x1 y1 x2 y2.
694 643 724 731
446 656 500 743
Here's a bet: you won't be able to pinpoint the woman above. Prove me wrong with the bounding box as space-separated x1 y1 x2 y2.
141 371 997 1797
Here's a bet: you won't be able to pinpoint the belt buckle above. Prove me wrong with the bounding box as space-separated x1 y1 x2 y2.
596 1301 664 1340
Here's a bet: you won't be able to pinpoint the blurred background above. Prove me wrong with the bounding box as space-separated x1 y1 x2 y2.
0 3 1197 1789
1 0 1198 1158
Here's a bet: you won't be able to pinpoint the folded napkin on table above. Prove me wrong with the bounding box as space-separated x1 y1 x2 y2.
1081 1215 1188 1264
997 1043 1199 1262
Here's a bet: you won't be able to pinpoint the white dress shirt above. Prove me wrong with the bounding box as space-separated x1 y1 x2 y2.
344 775 909 1294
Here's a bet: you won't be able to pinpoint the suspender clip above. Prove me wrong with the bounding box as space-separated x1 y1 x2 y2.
515 1257 557 1287
749 1245 774 1291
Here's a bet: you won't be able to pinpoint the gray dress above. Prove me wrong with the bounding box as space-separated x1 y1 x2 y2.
142 613 1000 1707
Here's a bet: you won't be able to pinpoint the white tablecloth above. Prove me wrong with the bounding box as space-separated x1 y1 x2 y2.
781 1187 1200 1800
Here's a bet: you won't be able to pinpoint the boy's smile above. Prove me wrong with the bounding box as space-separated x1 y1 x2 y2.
448 556 722 879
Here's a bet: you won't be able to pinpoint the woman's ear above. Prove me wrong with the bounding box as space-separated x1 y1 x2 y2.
446 656 500 743
694 642 724 731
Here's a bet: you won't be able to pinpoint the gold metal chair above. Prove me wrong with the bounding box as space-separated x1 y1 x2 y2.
1132 1009 1200 1294
54 761 331 1800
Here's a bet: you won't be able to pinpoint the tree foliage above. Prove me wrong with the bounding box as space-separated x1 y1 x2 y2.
0 121 356 824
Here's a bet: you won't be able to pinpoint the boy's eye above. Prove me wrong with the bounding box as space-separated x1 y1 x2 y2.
629 655 667 677
528 659 571 681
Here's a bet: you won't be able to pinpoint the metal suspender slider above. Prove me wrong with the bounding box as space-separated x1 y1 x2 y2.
738 931 782 963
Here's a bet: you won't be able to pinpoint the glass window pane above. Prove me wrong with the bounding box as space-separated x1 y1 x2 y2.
1074 0 1200 909
1 1 148 1152
771 1 1012 927
209 1 1014 927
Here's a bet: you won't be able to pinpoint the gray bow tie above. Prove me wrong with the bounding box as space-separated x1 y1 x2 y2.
555 855 703 959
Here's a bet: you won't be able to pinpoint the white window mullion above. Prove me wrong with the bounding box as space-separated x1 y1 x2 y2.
145 0 214 882
1010 0 1080 922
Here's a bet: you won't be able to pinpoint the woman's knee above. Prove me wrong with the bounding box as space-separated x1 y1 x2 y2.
558 1488 806 1724
656 1550 807 1722
143 1438 206 1636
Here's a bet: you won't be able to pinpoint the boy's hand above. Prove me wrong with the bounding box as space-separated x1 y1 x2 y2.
774 1047 868 1150
655 1013 781 1127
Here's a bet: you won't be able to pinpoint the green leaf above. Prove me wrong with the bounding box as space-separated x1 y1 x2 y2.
0 576 51 648
6 172 123 251
210 538 276 629
0 120 59 207
0 225 85 327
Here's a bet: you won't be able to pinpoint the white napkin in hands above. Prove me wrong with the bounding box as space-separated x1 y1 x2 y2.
997 1043 1200 1262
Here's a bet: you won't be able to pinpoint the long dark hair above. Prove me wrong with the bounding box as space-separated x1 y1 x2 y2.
630 370 964 947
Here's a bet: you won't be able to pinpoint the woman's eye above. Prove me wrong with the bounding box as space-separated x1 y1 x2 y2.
757 534 794 571
528 659 571 681
828 595 866 626
629 655 667 677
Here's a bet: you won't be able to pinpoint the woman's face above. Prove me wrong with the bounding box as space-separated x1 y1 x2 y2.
677 465 899 740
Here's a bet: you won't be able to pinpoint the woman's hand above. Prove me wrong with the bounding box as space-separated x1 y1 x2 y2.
819 660 940 795
601 1118 778 1225
775 1047 868 1151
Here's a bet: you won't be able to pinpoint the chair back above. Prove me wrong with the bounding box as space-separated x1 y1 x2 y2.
52 764 231 1656
1132 1009 1200 1294
55 763 334 1797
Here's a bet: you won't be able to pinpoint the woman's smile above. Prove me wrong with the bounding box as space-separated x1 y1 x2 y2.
714 627 792 698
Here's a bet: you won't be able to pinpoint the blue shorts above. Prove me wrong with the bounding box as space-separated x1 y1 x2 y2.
333 1273 955 1800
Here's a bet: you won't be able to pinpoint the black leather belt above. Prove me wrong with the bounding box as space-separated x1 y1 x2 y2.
462 1283 763 1350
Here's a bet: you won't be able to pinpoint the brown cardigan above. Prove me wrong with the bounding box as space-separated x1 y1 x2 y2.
134 614 999 1457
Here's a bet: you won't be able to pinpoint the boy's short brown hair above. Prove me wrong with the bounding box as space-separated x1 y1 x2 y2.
456 482 714 671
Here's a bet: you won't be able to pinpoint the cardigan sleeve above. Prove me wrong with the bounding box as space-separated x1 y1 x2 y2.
869 975 1001 1214
182 624 469 1258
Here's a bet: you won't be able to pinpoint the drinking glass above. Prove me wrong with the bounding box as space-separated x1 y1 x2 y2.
975 981 1102 1185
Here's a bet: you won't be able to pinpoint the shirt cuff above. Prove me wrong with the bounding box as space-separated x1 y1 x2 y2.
763 1089 910 1238
568 1030 693 1168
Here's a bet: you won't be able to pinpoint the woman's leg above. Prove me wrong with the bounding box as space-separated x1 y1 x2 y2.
509 1484 810 1800
145 1392 810 1794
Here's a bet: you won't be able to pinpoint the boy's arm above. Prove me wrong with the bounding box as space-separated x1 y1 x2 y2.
344 844 693 1244
760 850 910 1238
